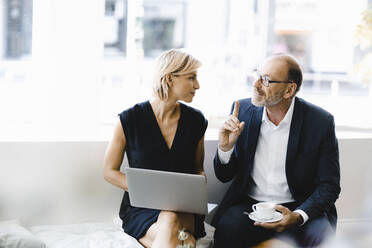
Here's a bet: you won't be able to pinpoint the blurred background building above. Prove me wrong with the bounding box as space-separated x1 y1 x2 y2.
0 0 371 140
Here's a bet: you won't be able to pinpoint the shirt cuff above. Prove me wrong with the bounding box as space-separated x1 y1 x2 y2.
217 145 234 164
294 209 309 226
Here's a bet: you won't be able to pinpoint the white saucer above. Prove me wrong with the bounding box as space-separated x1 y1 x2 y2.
245 211 283 223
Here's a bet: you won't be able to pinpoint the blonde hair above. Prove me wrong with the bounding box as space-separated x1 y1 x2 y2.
153 49 201 100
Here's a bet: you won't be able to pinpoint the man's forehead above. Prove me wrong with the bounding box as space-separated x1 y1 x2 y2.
260 58 288 76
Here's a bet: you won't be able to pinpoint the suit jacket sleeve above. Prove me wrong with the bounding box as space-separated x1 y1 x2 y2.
297 115 341 220
213 149 241 183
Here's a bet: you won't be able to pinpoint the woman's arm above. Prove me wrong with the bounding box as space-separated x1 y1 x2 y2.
195 135 205 177
103 119 128 191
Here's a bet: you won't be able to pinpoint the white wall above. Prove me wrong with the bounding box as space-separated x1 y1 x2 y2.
337 138 372 220
0 141 119 225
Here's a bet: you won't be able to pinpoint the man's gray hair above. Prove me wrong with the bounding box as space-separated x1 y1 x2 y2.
271 54 303 93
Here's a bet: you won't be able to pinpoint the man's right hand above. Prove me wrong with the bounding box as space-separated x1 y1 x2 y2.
219 101 245 151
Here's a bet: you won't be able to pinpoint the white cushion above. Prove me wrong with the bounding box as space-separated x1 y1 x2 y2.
31 219 214 248
31 222 143 248
113 217 214 248
0 220 46 248
197 222 214 248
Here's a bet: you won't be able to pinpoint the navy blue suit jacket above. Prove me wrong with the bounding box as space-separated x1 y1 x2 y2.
211 97 341 228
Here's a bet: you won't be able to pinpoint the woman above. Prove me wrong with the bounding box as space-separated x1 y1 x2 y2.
103 49 208 248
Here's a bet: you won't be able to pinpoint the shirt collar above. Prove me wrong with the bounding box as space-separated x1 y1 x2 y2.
262 97 296 126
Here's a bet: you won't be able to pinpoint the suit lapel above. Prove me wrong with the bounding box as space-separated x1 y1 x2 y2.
248 107 263 156
244 106 263 174
285 97 304 190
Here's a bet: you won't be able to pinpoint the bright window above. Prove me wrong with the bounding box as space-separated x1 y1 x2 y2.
0 0 371 141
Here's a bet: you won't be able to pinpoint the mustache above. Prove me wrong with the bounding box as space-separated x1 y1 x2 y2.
254 88 264 95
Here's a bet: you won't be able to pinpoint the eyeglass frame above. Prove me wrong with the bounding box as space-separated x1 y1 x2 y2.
251 69 294 87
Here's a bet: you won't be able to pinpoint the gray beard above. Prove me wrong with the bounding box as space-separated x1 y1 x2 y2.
252 95 283 107
265 97 283 107
252 98 264 107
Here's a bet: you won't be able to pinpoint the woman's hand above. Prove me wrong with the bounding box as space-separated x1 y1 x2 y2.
219 101 245 151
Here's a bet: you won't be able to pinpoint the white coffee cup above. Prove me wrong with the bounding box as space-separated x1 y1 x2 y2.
252 202 276 220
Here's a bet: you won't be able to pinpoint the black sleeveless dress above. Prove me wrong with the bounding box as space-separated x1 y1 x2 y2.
118 100 208 240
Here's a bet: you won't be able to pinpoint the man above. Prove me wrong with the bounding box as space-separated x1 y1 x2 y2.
212 54 340 247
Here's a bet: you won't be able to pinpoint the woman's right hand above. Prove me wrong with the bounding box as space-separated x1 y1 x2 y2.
218 101 245 152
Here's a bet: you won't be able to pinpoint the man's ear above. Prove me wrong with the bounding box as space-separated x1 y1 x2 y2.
285 83 297 98
291 83 297 95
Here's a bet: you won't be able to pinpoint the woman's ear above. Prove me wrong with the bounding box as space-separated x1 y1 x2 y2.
166 74 173 87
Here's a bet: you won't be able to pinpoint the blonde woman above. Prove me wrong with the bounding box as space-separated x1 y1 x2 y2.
103 49 208 248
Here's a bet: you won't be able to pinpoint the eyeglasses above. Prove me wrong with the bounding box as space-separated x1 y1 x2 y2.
251 69 293 87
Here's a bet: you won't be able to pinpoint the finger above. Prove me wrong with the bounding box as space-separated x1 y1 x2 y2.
275 205 290 214
230 115 241 126
226 119 240 131
232 101 240 117
222 122 236 132
222 125 235 133
238 121 245 132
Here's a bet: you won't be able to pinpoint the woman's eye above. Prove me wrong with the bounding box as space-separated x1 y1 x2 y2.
189 76 195 81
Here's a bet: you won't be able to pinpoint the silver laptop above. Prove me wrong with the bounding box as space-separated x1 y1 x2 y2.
125 167 208 215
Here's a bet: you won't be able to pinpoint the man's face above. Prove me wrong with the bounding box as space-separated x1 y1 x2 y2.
251 58 290 107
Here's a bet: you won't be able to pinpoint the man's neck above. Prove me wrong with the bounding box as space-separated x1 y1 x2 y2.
265 98 293 126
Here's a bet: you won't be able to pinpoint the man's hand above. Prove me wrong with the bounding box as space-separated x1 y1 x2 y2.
254 205 303 232
219 101 245 151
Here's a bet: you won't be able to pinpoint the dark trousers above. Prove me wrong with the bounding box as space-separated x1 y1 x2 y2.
213 196 334 248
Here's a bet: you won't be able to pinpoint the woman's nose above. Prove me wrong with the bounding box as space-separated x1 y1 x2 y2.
194 79 200 89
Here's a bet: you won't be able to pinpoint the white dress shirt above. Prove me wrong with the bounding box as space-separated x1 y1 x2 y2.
218 98 309 224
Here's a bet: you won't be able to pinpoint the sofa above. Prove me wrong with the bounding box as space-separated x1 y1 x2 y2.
0 137 371 247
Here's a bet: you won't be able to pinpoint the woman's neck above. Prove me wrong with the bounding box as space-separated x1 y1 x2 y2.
150 98 179 122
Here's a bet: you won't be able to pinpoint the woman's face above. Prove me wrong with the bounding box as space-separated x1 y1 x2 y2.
169 71 200 103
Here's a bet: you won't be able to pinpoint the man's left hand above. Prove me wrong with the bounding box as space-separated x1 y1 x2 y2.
254 205 303 232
